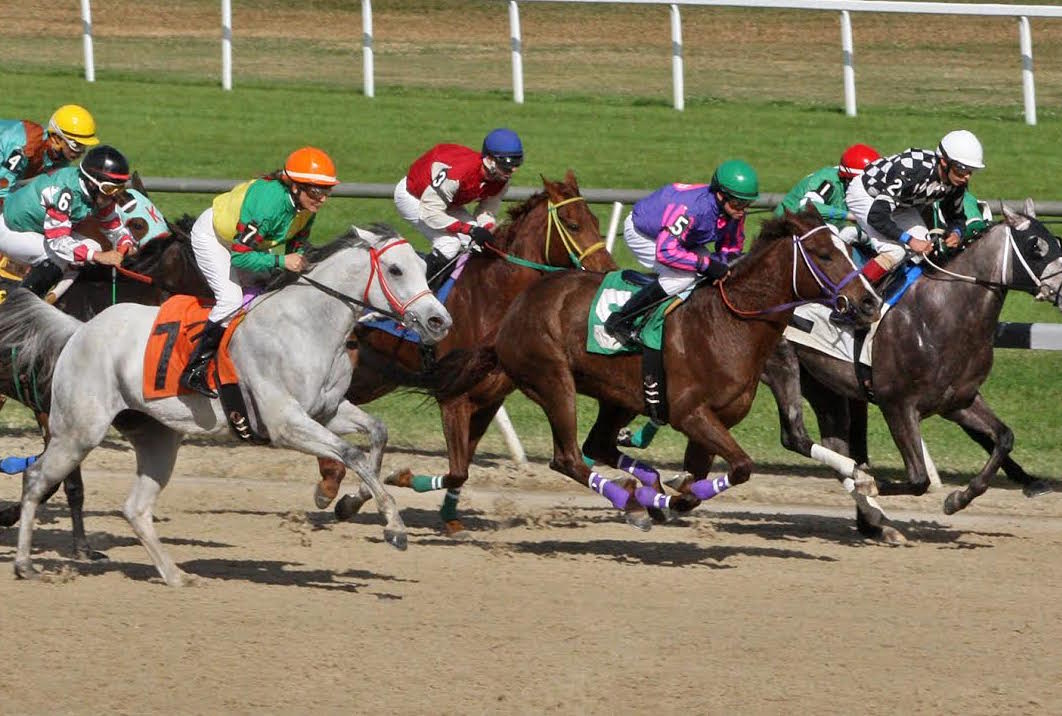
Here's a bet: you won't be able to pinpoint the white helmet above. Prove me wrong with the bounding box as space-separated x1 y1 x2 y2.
938 129 984 169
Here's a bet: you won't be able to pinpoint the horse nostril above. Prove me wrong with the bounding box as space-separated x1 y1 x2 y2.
428 316 445 330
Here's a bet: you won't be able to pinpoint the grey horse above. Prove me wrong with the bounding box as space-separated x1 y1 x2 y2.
761 200 1062 543
0 224 451 585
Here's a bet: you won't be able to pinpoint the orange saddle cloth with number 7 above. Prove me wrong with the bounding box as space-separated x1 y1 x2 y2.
143 295 242 400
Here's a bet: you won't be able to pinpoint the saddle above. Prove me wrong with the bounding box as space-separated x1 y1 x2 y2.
143 295 266 443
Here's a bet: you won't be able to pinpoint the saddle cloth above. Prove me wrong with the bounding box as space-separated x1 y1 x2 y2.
143 295 241 399
586 270 683 355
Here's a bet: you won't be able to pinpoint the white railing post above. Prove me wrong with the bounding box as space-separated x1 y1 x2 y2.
840 10 856 117
362 0 375 99
605 201 623 253
670 4 684 111
221 0 232 91
1019 16 1036 126
510 2 524 104
80 0 95 83
493 405 527 464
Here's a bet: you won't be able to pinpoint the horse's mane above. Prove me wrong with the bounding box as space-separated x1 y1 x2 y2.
729 209 822 280
0 289 83 386
266 222 398 291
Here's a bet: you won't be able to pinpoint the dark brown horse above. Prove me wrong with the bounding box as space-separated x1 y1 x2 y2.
0 207 209 559
318 171 617 534
450 207 879 529
759 200 1062 542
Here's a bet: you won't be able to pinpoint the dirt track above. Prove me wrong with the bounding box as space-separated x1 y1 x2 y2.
2 435 1061 715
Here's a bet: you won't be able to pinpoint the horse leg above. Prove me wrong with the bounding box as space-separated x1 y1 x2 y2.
952 393 1049 498
940 397 1018 514
13 443 88 580
667 406 753 513
581 403 671 518
121 425 192 587
877 401 932 498
315 402 387 510
310 401 405 549
63 467 106 561
436 398 507 537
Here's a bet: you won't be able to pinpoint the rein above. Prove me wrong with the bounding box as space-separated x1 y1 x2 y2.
719 226 861 318
484 196 606 272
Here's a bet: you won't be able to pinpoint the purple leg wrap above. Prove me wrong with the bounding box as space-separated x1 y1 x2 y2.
635 486 671 510
690 475 732 501
618 454 660 486
588 472 631 510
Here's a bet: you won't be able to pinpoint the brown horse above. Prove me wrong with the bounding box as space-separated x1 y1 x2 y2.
458 207 879 529
318 171 617 534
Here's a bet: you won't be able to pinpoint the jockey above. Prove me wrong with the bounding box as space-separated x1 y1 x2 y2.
774 143 881 239
846 129 984 288
180 146 338 398
604 159 759 345
393 127 523 286
0 105 99 207
0 145 135 297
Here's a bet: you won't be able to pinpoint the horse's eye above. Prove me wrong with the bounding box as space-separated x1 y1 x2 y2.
566 221 579 231
388 266 403 277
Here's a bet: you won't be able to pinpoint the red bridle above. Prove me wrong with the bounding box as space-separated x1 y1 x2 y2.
363 238 432 317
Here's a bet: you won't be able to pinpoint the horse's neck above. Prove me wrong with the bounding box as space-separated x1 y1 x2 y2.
290 255 364 340
946 228 1009 285
716 241 801 322
501 201 550 264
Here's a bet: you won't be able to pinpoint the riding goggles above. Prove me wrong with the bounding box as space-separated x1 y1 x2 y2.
948 161 976 178
298 183 333 200
723 194 753 210
491 154 524 172
57 133 87 155
83 173 128 196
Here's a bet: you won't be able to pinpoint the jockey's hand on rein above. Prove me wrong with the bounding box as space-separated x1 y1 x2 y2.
699 258 730 285
469 226 496 251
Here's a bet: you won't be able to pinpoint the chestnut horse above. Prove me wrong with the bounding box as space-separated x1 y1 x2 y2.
319 171 617 534
469 207 880 529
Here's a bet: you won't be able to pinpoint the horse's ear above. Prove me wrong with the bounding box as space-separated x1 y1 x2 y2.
540 174 562 201
1001 203 1031 230
564 168 579 190
131 171 147 195
1024 197 1037 218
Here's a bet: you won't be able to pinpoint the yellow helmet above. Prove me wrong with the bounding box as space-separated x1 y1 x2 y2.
48 104 100 148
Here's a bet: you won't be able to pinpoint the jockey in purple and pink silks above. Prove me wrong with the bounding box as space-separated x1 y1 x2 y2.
604 159 760 345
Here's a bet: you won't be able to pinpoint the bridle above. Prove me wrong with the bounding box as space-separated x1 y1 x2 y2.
485 195 607 272
719 225 862 318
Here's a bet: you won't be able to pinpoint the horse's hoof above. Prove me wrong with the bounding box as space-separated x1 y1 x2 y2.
314 480 339 509
74 547 109 562
881 526 908 546
647 506 674 524
943 491 965 515
663 472 694 493
852 472 879 497
383 468 414 489
334 494 365 522
0 505 19 528
669 493 701 513
13 560 39 581
165 570 198 588
616 428 634 448
1023 480 1052 498
442 519 471 539
384 529 408 551
624 510 653 532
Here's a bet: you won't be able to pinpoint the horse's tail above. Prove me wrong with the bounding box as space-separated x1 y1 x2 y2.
356 343 499 403
0 288 83 385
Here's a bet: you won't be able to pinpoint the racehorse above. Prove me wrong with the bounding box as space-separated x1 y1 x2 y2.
437 206 879 530
320 171 617 535
0 224 450 585
759 200 1062 542
0 192 209 559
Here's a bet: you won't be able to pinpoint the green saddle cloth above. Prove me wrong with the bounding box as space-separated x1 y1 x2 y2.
586 271 673 355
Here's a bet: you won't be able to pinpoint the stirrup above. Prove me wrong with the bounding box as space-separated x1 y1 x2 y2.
180 367 218 399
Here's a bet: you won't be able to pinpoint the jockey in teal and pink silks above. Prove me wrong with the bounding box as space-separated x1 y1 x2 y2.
604 159 760 346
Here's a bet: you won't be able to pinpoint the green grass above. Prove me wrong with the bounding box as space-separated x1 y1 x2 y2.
0 69 1060 481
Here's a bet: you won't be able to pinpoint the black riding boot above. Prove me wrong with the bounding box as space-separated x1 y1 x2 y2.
20 260 64 298
424 250 452 291
604 280 668 345
179 321 225 398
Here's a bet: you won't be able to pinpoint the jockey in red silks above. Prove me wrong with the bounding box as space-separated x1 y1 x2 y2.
393 128 523 286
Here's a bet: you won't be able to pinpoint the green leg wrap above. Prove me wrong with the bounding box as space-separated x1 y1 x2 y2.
629 421 662 449
411 474 446 493
440 489 461 522
581 454 595 467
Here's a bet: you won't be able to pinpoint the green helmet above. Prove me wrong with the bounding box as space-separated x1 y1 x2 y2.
710 159 759 202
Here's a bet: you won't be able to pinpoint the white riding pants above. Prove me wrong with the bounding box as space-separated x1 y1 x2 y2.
0 214 101 268
622 213 697 295
394 177 474 260
845 176 928 264
189 207 243 326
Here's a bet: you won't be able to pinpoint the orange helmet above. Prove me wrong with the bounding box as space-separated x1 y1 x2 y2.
283 147 339 186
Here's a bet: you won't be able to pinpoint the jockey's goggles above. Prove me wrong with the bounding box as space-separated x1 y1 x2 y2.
56 132 87 155
723 194 752 210
84 174 127 196
490 154 523 172
297 183 333 200
948 161 976 178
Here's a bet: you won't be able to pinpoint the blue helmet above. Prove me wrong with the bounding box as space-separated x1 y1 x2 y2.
482 128 524 171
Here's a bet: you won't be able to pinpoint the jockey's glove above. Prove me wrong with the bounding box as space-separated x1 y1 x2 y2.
699 258 729 284
469 226 495 251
